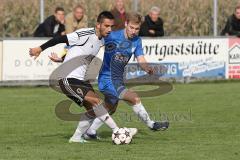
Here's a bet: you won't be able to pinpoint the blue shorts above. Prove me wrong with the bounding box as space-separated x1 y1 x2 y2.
98 78 127 106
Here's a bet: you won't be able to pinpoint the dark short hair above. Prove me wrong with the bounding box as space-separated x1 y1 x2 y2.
97 11 114 23
55 7 64 13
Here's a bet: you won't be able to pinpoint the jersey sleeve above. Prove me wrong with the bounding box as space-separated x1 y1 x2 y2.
66 29 93 46
40 35 68 51
134 38 144 57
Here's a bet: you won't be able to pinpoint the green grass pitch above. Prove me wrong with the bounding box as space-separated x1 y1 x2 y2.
1 82 240 160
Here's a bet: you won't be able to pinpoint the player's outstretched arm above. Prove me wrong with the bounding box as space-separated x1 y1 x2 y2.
136 55 154 75
48 52 64 63
29 35 69 60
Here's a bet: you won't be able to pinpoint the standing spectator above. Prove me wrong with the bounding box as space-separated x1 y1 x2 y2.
221 5 240 36
34 7 65 37
111 0 128 31
139 6 164 37
65 4 88 34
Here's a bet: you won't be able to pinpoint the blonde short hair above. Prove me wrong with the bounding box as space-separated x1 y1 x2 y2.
74 4 85 11
126 12 142 24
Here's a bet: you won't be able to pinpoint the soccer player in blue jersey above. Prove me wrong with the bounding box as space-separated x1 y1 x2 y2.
84 12 169 138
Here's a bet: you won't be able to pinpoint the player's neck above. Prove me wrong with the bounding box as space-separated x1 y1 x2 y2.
95 27 102 40
124 29 131 40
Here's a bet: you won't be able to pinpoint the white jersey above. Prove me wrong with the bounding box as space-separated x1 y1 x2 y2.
63 28 104 80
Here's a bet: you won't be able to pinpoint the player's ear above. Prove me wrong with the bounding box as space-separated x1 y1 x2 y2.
125 21 128 27
96 22 101 29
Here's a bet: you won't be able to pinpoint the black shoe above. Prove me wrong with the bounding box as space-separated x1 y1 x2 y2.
151 121 169 131
83 133 100 140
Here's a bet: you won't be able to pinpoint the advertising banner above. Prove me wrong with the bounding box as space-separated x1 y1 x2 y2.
1 38 233 81
0 41 2 81
127 38 228 79
2 40 64 81
228 38 240 79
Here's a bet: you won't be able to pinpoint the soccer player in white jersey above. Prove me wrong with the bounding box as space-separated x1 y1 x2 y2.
29 11 135 143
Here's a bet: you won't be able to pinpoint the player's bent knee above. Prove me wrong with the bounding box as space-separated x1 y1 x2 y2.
88 98 102 107
86 109 96 118
109 107 117 115
132 97 141 105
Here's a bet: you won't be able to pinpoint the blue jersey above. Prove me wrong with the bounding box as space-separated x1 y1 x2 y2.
99 29 144 81
98 29 144 106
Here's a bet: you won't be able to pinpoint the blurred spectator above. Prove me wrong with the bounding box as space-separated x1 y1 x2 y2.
34 7 65 37
65 4 88 34
221 5 240 36
111 0 128 30
139 6 164 37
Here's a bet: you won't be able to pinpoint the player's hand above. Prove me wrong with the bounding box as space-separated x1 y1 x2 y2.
48 52 63 62
29 47 42 60
145 66 155 75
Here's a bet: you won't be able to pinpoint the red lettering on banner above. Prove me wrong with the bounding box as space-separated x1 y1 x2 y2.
229 64 240 79
233 75 240 79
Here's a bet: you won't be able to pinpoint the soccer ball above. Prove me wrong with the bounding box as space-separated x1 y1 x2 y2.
112 127 132 145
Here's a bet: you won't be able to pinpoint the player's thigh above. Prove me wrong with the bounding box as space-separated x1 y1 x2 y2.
104 101 118 115
58 78 86 106
102 90 119 112
82 99 97 117
122 90 141 105
84 90 102 106
59 78 101 107
74 79 102 106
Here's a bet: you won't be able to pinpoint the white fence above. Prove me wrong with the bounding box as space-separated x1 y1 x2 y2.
0 37 240 84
